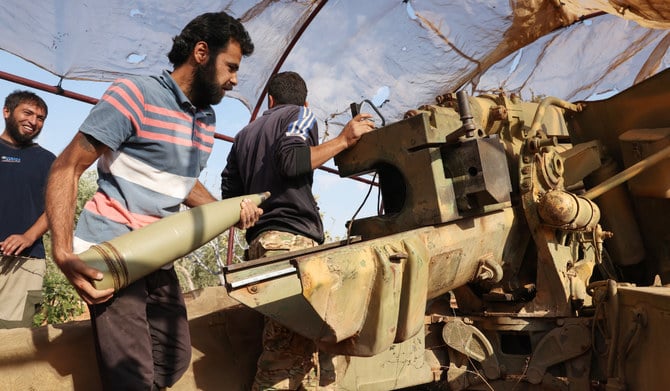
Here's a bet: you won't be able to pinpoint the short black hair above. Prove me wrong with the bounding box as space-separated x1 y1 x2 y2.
268 71 307 106
167 11 254 67
4 90 48 117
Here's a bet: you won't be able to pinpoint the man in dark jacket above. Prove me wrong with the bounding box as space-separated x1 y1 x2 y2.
221 71 375 390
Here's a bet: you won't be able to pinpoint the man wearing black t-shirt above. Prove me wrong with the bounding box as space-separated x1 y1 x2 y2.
0 90 55 328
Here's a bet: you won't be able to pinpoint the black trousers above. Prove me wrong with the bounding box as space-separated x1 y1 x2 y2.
89 267 191 390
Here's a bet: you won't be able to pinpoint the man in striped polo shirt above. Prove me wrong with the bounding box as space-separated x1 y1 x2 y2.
46 12 261 390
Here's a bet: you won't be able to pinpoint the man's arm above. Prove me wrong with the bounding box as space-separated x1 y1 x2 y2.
275 112 376 179
0 213 49 256
184 180 217 207
186 180 262 229
45 131 114 304
309 113 375 169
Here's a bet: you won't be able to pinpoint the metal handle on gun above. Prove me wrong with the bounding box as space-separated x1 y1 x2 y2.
350 99 386 127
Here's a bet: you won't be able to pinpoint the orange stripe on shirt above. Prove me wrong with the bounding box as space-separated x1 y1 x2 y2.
146 103 189 121
107 82 145 120
143 116 193 136
102 95 211 151
139 117 213 152
84 192 160 230
193 140 212 153
103 84 213 151
195 128 215 146
100 94 142 136
145 103 216 144
142 131 195 148
145 104 216 132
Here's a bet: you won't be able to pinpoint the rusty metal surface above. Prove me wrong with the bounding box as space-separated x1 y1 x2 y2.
222 71 670 389
619 127 670 198
226 209 516 357
592 284 670 391
568 70 670 282
334 112 460 239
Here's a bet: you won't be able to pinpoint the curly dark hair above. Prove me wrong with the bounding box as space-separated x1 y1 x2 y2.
268 71 308 106
167 11 254 67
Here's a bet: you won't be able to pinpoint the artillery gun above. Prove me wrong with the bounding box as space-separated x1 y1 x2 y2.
2 69 669 391
223 68 670 390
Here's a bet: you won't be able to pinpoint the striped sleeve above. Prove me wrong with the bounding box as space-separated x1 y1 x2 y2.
79 78 144 150
285 107 317 141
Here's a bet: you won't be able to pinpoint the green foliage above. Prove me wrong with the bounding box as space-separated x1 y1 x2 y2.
33 260 86 326
175 228 248 292
75 170 99 224
34 170 98 326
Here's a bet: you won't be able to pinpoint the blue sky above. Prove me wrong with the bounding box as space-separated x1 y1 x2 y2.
0 49 379 240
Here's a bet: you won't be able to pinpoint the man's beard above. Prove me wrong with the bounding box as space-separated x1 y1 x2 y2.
5 113 39 146
191 60 225 108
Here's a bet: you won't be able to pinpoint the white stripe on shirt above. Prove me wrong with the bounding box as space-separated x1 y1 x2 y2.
99 151 196 200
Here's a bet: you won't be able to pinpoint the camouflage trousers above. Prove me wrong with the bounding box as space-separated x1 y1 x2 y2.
248 231 335 391
247 230 318 260
0 255 45 328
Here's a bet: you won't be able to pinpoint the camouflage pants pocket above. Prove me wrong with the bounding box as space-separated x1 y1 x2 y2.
248 231 317 260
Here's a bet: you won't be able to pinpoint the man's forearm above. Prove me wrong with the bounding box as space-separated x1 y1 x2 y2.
45 132 103 262
310 135 348 169
184 180 217 207
309 114 375 169
23 213 50 243
45 159 79 262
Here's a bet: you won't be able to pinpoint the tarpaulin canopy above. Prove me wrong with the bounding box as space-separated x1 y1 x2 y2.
0 0 669 135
